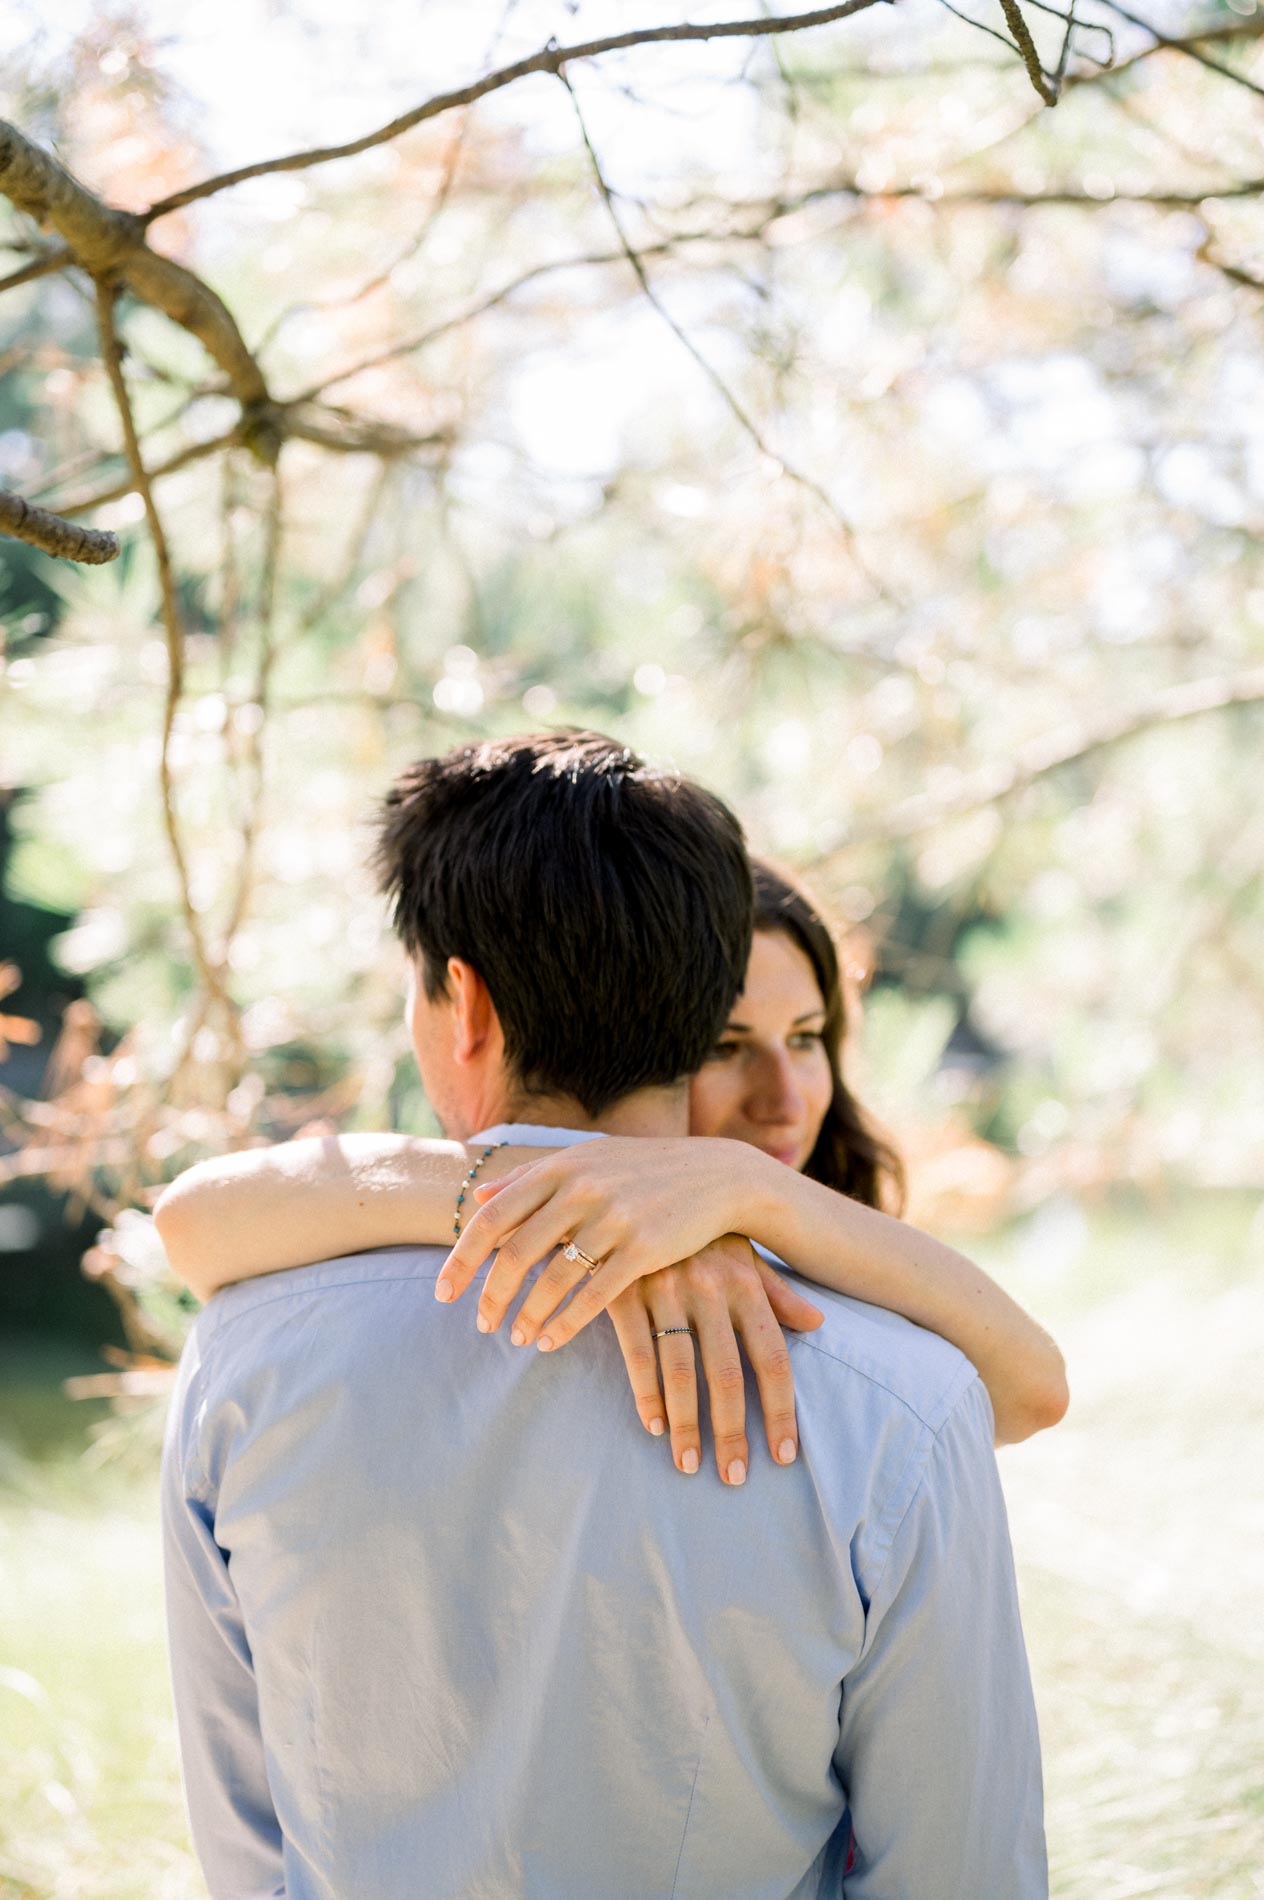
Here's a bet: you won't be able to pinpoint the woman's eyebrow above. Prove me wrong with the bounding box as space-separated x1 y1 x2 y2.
793 1009 827 1025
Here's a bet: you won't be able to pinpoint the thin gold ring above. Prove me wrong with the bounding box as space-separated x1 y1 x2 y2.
562 1239 602 1274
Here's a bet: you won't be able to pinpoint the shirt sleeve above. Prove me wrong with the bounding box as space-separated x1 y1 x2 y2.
160 1337 286 1900
835 1377 1048 1900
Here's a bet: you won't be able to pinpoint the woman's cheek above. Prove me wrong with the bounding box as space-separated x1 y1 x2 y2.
802 1049 834 1129
688 1067 741 1138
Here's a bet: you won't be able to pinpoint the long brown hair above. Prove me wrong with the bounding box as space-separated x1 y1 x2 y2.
752 860 905 1215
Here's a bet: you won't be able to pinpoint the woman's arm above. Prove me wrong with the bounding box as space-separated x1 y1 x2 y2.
153 1132 830 1485
741 1155 1069 1446
153 1135 535 1302
442 1137 1069 1447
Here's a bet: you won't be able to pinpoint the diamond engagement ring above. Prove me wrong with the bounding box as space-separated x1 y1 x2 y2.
562 1240 601 1273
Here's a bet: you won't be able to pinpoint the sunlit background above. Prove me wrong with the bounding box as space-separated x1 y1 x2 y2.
2 3 1262 1895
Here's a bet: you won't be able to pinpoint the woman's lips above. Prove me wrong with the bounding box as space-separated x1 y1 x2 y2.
754 1141 801 1166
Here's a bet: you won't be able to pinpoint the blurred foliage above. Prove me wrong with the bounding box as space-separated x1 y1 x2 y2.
1 0 1263 1358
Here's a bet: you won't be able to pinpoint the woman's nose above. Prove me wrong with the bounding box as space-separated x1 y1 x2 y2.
748 1048 805 1123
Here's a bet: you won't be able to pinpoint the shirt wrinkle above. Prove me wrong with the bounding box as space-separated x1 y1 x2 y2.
162 1120 1047 1900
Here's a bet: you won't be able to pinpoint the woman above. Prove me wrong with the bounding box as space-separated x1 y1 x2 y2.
156 863 1068 1478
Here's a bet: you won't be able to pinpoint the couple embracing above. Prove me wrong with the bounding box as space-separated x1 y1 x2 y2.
157 729 1059 1899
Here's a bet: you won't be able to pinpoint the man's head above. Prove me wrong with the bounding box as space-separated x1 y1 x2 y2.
375 730 753 1137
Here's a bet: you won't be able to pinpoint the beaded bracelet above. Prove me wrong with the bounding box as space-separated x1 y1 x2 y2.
452 1141 508 1238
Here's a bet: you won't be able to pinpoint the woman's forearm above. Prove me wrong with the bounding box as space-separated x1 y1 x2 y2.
153 1135 528 1302
737 1148 1069 1446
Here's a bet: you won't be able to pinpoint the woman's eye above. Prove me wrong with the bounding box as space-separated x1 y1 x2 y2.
789 1031 827 1051
708 1041 741 1062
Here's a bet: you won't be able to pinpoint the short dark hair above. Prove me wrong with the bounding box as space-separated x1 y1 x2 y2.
752 860 905 1214
376 731 753 1118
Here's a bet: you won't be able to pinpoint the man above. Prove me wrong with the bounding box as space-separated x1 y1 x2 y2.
161 730 1047 1898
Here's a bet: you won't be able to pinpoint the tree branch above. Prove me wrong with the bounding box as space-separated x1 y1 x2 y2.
995 0 1059 103
561 69 889 597
52 406 446 519
55 426 242 517
93 279 238 1039
1065 8 1264 89
0 119 269 408
281 405 452 458
825 666 1264 851
0 489 119 563
222 464 284 947
141 2 888 222
0 243 72 294
1096 0 1264 99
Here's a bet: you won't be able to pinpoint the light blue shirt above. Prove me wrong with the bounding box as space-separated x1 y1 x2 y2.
162 1124 1046 1898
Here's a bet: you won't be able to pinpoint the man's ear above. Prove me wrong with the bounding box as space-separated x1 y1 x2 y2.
446 957 499 1066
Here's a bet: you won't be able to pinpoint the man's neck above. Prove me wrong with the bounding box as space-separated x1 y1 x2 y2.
493 1084 689 1140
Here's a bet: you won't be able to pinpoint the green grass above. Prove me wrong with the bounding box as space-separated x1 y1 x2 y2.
980 1190 1264 1900
2 1191 1261 1898
0 1343 199 1900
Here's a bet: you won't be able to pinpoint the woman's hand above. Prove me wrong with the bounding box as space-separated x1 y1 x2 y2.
436 1135 768 1341
601 1237 824 1483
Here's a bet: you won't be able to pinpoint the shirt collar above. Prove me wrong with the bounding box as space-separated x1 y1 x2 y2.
467 1122 609 1149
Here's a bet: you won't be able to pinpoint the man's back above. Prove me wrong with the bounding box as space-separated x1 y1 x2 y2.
163 1243 1046 1900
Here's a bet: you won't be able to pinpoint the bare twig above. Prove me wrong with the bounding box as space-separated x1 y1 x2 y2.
56 426 242 517
251 117 475 358
1197 235 1264 293
53 407 444 519
561 69 888 596
222 463 284 946
93 280 238 1040
290 242 693 403
824 665 1264 851
0 489 119 563
281 406 451 458
1097 0 1264 98
141 3 887 222
296 460 395 634
995 0 1059 101
0 243 73 294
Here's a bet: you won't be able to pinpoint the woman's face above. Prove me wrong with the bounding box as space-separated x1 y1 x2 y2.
688 927 834 1171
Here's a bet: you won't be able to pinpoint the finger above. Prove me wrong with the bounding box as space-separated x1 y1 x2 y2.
472 1162 533 1202
733 1285 801 1469
756 1262 826 1333
649 1298 701 1477
606 1289 668 1442
475 1203 584 1333
691 1301 750 1486
528 1244 639 1351
437 1165 560 1304
501 1245 590 1346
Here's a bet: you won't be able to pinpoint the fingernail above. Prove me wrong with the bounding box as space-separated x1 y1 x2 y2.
536 1335 553 1352
778 1439 797 1464
682 1448 699 1475
476 1313 490 1333
435 1280 453 1302
510 1326 525 1347
649 1418 665 1436
727 1459 746 1486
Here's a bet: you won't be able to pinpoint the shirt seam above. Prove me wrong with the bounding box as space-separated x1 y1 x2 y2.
856 1375 990 1654
199 1270 976 1433
177 1346 216 1507
190 1274 449 1491
196 1269 454 1355
789 1330 977 1434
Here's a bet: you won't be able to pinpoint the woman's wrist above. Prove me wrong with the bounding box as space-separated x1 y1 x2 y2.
724 1141 799 1251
